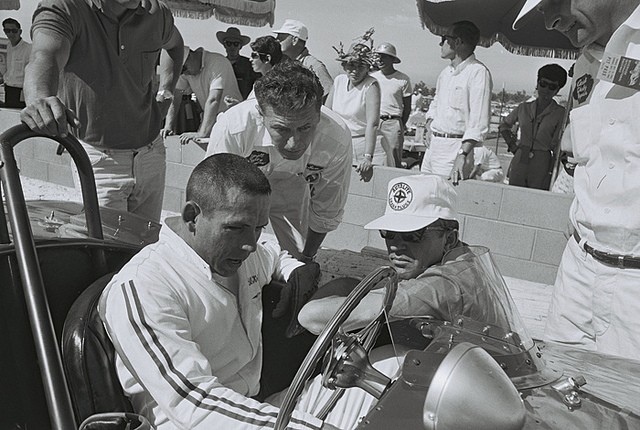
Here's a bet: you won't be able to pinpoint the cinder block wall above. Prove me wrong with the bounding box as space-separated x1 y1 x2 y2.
2 109 572 284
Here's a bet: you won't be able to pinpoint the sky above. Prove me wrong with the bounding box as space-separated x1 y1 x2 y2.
1 0 574 95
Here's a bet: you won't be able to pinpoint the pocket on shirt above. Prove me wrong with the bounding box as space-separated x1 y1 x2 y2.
448 86 465 110
569 104 596 164
140 49 161 87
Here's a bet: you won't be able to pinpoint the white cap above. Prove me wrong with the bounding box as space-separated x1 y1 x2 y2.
513 0 542 30
364 175 458 232
274 19 309 41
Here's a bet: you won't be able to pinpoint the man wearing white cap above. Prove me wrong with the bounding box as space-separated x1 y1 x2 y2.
371 43 412 167
513 0 640 360
419 21 492 185
160 46 241 145
300 175 496 333
274 19 333 101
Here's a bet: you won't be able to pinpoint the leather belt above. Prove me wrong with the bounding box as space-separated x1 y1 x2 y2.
573 231 640 269
432 131 464 139
380 115 402 120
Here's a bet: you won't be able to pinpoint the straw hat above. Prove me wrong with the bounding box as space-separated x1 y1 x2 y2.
216 27 251 46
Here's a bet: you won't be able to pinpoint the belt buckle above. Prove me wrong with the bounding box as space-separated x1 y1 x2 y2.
617 255 625 269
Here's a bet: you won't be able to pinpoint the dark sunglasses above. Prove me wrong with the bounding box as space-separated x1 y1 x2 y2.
224 41 241 48
440 34 456 45
3 28 19 34
250 51 271 62
538 79 559 91
379 227 448 243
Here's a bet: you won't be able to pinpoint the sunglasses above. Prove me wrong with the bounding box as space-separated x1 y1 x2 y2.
538 79 559 91
440 34 456 45
250 51 271 63
224 41 241 48
379 227 448 243
3 28 19 34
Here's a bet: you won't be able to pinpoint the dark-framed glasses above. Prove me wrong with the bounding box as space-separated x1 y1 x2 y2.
250 51 271 62
379 227 449 243
224 40 241 48
440 34 456 45
538 79 559 91
3 28 19 34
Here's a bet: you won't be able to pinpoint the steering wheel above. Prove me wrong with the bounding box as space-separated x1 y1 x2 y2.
274 266 398 430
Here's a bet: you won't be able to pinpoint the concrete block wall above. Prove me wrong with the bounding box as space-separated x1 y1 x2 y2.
2 109 573 284
323 166 573 285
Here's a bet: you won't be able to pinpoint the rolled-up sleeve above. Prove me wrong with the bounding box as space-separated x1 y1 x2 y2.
308 131 352 234
462 67 492 143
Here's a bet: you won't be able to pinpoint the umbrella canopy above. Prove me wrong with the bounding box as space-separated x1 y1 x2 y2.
166 0 275 27
417 0 579 59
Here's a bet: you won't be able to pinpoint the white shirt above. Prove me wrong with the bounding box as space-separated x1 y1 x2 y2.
176 49 241 112
206 101 352 234
568 4 640 255
371 69 412 117
99 225 322 430
4 38 31 87
473 146 502 172
330 74 378 137
427 54 492 143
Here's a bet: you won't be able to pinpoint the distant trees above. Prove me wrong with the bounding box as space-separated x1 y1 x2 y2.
413 81 531 105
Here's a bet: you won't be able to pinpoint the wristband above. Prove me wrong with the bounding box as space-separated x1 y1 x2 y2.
364 154 373 160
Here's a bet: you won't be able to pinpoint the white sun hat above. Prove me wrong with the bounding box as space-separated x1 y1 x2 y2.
364 175 458 232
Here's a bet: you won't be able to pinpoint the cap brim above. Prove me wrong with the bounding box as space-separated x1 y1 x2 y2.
364 214 439 232
513 0 542 30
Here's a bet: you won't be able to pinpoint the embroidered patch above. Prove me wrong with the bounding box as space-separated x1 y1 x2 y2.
246 151 270 166
389 182 413 211
573 73 594 104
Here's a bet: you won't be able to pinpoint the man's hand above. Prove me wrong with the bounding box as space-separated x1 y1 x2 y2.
20 96 81 137
272 263 321 338
449 150 474 186
179 132 205 145
356 158 373 182
160 128 174 139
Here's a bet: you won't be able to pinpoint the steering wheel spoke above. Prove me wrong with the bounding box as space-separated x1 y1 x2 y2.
274 267 398 430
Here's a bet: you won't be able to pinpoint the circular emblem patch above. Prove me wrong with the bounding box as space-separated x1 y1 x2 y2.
389 182 413 211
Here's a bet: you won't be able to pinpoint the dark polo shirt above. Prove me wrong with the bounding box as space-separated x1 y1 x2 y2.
31 0 175 149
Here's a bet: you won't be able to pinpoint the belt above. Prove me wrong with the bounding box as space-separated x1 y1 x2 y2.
380 115 402 121
573 231 640 269
432 131 464 139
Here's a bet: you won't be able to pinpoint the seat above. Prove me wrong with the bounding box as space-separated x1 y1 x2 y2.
61 272 133 424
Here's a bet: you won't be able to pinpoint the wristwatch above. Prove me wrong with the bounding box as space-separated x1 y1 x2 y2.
457 148 470 157
156 89 174 101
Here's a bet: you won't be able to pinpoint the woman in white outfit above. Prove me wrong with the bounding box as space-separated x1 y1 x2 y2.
326 34 388 181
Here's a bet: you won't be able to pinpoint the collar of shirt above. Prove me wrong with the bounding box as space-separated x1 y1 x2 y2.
159 223 213 281
296 47 310 61
449 53 477 76
88 0 146 20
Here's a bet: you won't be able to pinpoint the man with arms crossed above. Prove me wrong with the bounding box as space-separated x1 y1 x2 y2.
206 61 352 263
419 21 492 185
20 0 184 223
1 18 31 108
514 0 640 360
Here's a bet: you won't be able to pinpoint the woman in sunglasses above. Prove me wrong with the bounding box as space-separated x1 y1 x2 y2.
249 36 283 80
326 31 387 182
499 64 568 190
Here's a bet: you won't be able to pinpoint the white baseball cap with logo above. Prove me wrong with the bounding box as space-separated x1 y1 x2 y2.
274 19 309 41
364 175 458 232
513 0 542 29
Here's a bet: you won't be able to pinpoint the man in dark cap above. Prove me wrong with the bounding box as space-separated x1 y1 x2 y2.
217 27 258 100
499 63 567 190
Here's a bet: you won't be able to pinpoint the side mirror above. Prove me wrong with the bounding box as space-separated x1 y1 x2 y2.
423 342 526 430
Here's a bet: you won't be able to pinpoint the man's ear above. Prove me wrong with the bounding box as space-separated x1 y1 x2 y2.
182 201 201 233
443 229 459 252
291 36 300 46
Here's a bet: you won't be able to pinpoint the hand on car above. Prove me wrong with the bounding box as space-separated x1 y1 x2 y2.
160 128 174 139
356 158 373 182
449 150 474 186
21 96 81 138
179 132 206 145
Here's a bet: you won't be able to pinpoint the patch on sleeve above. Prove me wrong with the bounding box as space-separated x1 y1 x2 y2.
572 73 594 104
246 151 270 166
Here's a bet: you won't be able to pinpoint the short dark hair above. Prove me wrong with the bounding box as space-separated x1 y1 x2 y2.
250 35 283 66
2 18 20 29
538 63 568 89
451 20 480 49
254 61 324 115
186 153 271 215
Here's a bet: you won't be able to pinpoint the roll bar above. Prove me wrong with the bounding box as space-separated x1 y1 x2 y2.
0 124 109 430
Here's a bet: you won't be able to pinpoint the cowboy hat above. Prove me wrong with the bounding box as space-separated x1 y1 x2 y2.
216 27 251 46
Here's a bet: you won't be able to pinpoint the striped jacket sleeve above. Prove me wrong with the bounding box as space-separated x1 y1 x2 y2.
99 275 323 430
